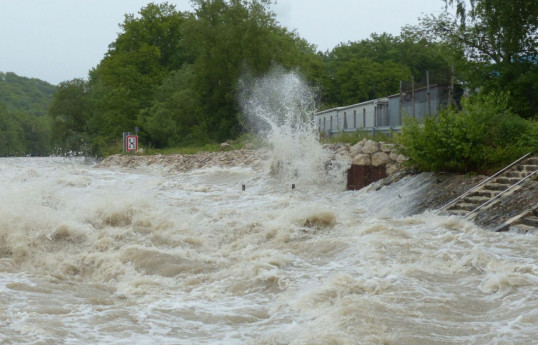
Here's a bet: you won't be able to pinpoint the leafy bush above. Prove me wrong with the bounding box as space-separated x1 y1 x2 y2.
398 92 538 173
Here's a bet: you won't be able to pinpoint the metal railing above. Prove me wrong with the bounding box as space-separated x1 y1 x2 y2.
465 168 538 218
437 152 534 213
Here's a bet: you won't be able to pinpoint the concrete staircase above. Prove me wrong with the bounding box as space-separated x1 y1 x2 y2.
439 153 538 218
495 204 538 234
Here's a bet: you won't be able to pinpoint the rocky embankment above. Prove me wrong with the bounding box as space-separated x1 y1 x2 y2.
97 149 272 172
97 139 407 176
323 139 407 177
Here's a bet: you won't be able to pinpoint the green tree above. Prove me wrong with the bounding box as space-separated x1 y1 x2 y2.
0 72 54 156
177 0 319 142
322 33 452 107
88 2 189 151
18 112 51 156
49 78 92 153
0 105 25 156
141 65 203 147
0 72 56 117
430 0 538 117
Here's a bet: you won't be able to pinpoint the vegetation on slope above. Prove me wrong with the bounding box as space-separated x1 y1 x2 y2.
0 72 55 156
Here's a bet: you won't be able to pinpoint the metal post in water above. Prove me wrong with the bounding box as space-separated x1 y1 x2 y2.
242 184 245 191
292 184 295 190
412 75 415 118
426 70 431 115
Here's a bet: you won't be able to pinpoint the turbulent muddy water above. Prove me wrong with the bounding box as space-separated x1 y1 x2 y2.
1 156 537 345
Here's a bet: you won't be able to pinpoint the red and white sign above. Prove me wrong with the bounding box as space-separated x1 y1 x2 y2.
126 135 138 152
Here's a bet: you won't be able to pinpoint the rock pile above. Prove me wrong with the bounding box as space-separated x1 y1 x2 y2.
324 139 406 177
97 139 407 177
97 149 272 172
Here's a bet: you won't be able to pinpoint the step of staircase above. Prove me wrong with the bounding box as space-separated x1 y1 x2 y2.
440 152 537 222
494 203 538 233
493 177 523 185
509 223 537 234
462 195 491 204
483 183 510 191
505 171 528 178
448 202 477 212
516 164 538 173
522 157 538 165
471 190 495 198
447 209 468 216
523 216 538 227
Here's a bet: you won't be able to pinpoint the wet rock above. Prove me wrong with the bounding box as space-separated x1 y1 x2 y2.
380 143 395 153
303 212 336 228
352 154 371 165
350 141 364 155
395 154 407 163
385 163 400 176
371 152 390 167
361 140 380 154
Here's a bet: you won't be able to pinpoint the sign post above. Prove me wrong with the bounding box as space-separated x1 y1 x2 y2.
126 135 138 152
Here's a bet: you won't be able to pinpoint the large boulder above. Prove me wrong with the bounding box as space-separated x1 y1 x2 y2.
395 154 407 163
362 140 380 154
350 141 364 156
371 152 391 166
380 143 395 153
352 153 371 165
385 162 400 176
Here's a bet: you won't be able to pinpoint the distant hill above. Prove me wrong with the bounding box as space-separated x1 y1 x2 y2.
0 72 56 117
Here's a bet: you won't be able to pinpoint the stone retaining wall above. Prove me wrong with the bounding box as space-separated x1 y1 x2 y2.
324 138 407 177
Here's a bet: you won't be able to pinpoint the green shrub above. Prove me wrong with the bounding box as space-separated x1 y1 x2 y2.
398 92 538 173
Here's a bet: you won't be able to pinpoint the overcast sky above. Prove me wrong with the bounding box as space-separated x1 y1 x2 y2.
0 0 445 85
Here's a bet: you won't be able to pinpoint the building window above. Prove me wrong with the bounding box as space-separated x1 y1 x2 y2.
353 110 357 128
363 108 366 127
330 116 333 130
318 118 321 130
343 112 348 129
324 117 326 130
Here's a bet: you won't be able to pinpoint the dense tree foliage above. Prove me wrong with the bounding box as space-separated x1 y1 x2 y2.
0 72 54 156
321 33 452 107
424 0 538 118
0 72 56 117
49 79 92 153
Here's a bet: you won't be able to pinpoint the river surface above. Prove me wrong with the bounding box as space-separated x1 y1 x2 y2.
0 157 537 344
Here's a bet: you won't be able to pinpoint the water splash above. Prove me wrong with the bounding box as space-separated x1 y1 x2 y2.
240 67 348 186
